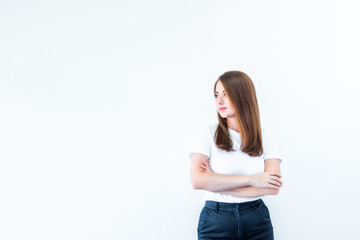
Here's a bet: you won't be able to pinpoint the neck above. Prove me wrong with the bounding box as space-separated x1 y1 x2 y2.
226 117 239 133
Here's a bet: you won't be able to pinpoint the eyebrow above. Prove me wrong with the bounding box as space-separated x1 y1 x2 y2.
214 90 226 93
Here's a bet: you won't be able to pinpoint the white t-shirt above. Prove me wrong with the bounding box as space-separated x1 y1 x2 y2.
189 123 283 203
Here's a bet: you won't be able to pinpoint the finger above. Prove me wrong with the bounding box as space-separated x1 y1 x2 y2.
268 179 280 186
269 180 281 187
266 172 281 178
271 176 283 185
273 173 282 178
200 164 209 170
268 184 280 190
201 162 209 167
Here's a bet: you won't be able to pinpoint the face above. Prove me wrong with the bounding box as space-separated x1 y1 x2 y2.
215 81 236 119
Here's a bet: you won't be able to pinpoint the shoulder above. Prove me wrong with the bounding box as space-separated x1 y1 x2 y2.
208 122 218 132
261 127 279 149
261 126 282 161
202 122 218 137
261 127 269 138
193 123 218 141
261 127 277 141
261 126 270 134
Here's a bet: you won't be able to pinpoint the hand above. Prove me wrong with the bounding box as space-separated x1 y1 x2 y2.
200 159 213 173
249 172 282 189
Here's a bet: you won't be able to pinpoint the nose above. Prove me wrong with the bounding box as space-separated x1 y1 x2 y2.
217 95 224 105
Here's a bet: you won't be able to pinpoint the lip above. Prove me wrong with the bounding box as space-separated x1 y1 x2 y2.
219 107 227 111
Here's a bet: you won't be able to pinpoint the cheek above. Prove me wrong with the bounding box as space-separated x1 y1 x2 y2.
228 104 235 113
224 99 231 107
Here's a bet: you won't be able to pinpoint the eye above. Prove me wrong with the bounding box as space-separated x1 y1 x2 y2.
214 94 218 98
224 92 227 96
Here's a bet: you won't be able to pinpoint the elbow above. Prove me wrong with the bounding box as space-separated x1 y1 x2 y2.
264 187 280 196
192 183 201 190
191 178 204 190
190 173 207 190
272 188 280 195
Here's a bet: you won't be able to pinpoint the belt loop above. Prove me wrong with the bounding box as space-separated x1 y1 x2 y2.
215 202 219 213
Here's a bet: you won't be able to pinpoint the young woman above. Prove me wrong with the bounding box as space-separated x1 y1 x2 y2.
189 71 283 240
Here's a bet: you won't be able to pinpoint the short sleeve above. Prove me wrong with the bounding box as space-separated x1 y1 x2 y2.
188 126 212 160
262 128 283 163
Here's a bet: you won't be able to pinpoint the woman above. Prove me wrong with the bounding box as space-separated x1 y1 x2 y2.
189 71 283 240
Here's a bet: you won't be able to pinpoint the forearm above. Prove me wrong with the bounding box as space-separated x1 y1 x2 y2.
192 157 282 192
218 186 279 198
192 171 251 192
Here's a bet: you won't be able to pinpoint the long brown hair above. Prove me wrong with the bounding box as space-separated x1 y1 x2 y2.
214 71 263 157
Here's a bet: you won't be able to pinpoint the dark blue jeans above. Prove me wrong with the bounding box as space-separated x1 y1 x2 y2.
197 199 273 240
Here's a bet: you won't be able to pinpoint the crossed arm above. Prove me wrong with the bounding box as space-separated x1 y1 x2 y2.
190 153 282 198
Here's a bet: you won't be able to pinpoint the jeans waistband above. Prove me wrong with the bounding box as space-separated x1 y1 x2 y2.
204 199 262 212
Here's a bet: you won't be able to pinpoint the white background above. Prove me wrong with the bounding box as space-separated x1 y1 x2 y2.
1 0 360 239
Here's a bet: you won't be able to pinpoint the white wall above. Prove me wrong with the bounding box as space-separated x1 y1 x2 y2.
1 0 359 239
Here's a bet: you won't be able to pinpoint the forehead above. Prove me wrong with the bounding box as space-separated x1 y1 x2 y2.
215 81 225 91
